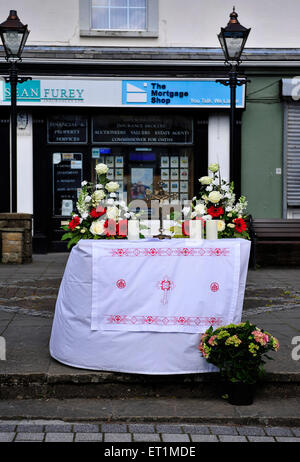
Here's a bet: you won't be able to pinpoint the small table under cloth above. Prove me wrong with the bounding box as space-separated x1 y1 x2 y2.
49 238 251 375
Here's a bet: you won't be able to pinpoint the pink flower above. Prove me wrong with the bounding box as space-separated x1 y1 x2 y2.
252 330 269 346
208 335 218 346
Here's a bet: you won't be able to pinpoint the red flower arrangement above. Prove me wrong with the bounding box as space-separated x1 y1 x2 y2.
234 217 247 233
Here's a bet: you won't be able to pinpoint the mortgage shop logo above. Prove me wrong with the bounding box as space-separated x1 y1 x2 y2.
3 80 84 102
123 80 189 106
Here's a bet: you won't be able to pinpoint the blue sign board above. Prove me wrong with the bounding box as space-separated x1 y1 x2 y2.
122 80 244 108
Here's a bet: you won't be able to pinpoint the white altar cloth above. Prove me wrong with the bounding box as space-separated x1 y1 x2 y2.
91 239 240 333
49 238 251 374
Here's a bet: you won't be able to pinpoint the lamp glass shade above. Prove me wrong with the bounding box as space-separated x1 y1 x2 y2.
0 10 29 60
218 10 250 62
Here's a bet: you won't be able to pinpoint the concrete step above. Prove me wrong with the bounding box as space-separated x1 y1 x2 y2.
0 397 299 427
0 370 299 400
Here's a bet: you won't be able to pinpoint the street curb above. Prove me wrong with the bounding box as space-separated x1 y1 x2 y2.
0 370 299 399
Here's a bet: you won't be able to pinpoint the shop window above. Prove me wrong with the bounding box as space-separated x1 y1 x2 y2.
80 0 158 37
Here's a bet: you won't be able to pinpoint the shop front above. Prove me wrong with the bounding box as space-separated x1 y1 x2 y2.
0 77 244 252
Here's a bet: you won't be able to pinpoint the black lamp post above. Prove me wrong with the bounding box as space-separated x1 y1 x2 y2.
0 10 30 212
217 7 250 197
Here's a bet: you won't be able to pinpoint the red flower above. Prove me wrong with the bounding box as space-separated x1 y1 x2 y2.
68 216 81 231
234 217 247 233
104 219 116 236
207 206 224 218
90 206 106 219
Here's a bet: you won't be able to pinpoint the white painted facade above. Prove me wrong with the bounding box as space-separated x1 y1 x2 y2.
0 0 299 49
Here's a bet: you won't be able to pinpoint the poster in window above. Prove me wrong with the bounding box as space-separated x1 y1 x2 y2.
180 168 189 180
115 156 124 167
161 156 169 168
115 168 124 180
180 181 188 192
170 156 179 168
53 153 82 216
171 169 179 180
130 168 153 200
180 157 189 167
161 169 169 180
170 182 179 193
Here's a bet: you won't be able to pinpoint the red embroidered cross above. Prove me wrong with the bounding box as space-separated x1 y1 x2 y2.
157 275 175 305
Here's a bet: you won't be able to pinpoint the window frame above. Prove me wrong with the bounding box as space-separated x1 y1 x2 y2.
80 0 158 37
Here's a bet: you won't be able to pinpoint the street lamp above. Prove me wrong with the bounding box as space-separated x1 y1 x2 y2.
217 7 250 197
0 10 30 212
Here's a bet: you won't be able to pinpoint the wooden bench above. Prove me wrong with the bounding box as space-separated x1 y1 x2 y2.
251 218 300 268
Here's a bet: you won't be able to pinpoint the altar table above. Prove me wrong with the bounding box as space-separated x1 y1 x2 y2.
49 238 250 374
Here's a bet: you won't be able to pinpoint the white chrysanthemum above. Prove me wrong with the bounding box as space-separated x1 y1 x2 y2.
208 191 222 204
95 163 108 175
90 220 105 235
105 181 120 193
208 163 219 173
199 176 213 185
194 203 206 216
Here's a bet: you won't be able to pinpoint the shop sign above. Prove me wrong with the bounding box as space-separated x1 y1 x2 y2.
0 79 245 108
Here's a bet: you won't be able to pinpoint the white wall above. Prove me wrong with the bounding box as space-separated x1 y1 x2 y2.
17 112 33 214
208 113 230 182
0 0 300 49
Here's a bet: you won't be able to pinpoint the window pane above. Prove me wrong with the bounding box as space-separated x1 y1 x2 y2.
91 7 109 29
129 0 146 7
92 0 109 6
110 8 128 29
110 0 127 6
129 8 146 29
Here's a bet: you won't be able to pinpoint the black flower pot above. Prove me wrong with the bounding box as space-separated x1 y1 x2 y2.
227 382 255 406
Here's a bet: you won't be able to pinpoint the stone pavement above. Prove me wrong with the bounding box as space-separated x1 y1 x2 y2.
0 253 299 439
0 419 300 442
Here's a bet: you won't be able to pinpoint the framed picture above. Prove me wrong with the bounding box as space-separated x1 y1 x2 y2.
171 169 179 180
170 181 179 192
180 181 188 192
180 168 189 180
161 169 169 180
170 156 179 168
161 156 169 168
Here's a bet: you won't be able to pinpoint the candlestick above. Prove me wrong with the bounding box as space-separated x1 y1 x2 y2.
189 220 202 239
127 220 140 240
206 220 218 240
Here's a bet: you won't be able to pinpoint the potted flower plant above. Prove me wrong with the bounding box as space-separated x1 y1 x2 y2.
198 320 280 405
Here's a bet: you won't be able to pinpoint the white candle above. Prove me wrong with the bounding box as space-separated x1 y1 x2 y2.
127 220 140 240
206 220 218 240
189 220 202 239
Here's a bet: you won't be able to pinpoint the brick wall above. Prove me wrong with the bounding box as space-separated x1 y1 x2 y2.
0 214 33 264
